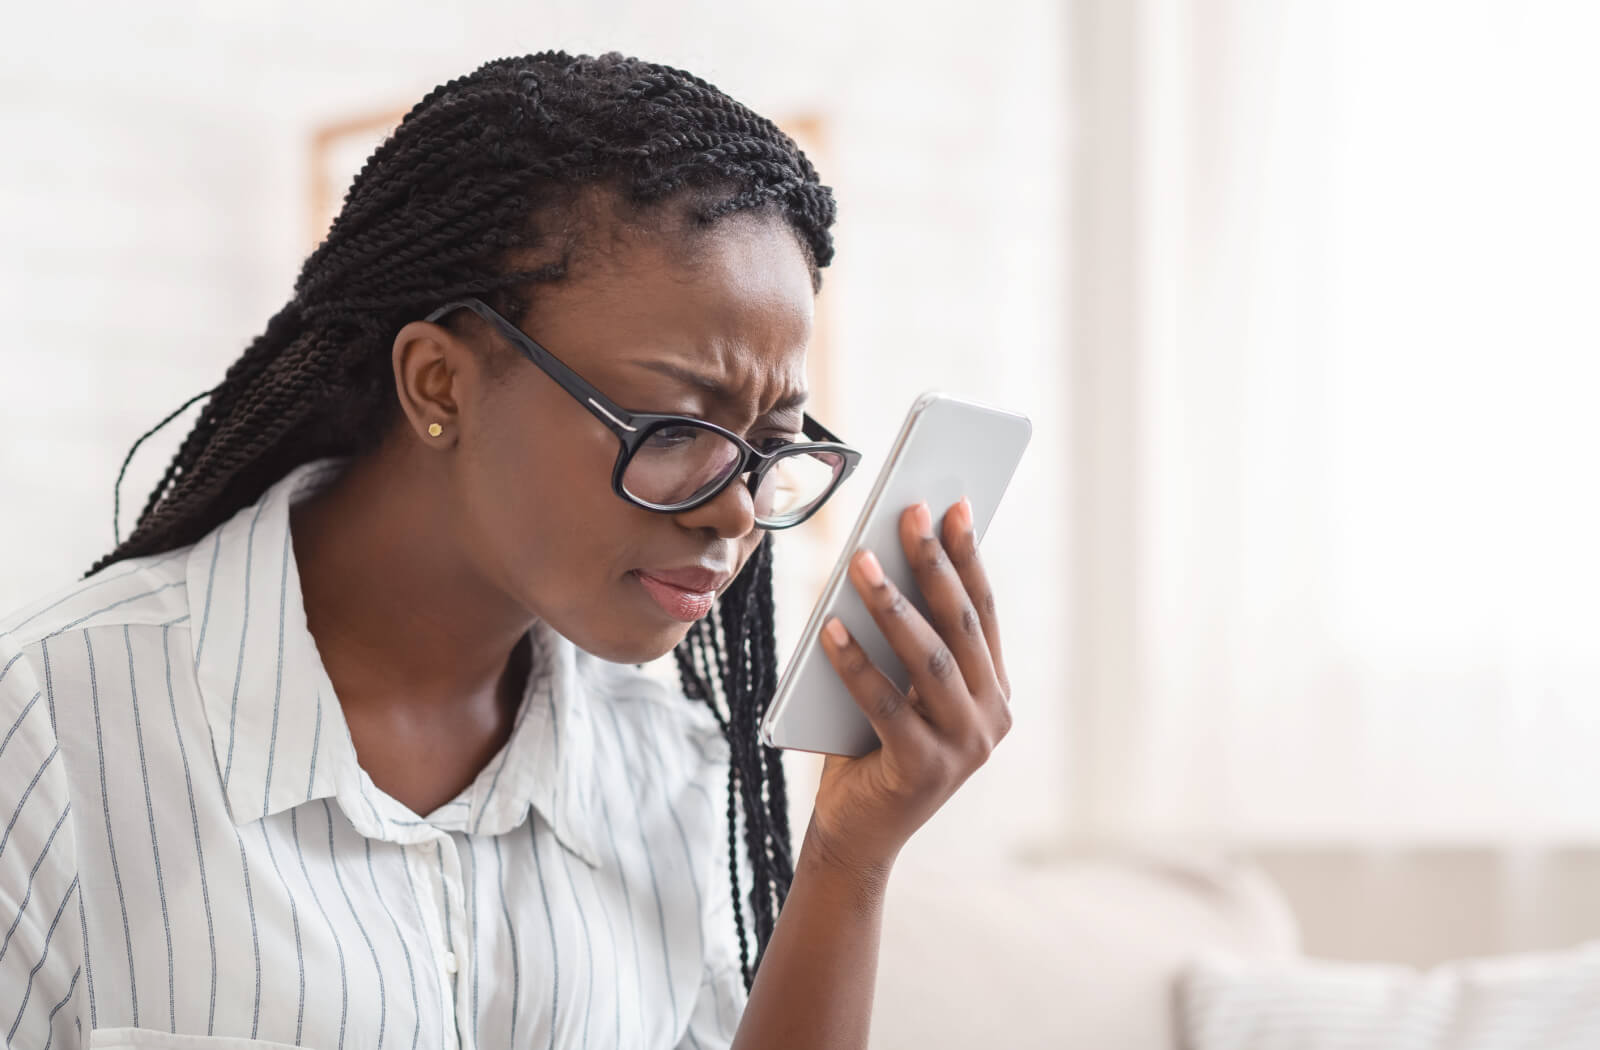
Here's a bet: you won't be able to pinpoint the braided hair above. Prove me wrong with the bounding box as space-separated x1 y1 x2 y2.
93 51 835 991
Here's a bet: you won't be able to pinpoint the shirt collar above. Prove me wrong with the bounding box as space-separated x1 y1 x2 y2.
186 458 604 867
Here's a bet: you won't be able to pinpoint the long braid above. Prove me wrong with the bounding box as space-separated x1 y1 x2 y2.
94 51 834 986
674 535 793 989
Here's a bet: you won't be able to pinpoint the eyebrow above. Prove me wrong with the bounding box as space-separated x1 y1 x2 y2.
627 359 810 415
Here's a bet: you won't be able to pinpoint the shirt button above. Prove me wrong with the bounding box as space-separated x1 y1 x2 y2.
441 951 458 974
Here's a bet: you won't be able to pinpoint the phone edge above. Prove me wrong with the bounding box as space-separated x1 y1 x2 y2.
756 392 945 747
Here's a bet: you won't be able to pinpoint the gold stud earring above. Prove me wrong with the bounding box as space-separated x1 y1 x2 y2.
427 423 443 438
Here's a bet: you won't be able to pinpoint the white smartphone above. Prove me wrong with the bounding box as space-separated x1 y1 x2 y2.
760 392 1032 756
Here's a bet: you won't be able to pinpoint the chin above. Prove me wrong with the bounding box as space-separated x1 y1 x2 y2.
565 619 693 666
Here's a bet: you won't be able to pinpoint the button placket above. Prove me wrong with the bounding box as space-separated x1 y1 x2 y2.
403 833 464 1050
435 831 475 1050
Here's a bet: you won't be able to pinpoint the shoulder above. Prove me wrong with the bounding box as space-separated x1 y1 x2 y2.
0 628 79 873
0 547 196 743
0 545 194 647
0 629 86 1048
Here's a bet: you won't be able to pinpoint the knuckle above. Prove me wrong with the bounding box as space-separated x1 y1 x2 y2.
926 645 957 681
994 702 1014 738
947 747 979 784
981 590 998 620
874 690 907 720
841 648 871 676
919 535 950 571
883 586 909 618
923 750 962 788
959 605 982 638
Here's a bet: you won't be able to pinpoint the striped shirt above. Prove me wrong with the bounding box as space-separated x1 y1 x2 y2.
1 459 750 1050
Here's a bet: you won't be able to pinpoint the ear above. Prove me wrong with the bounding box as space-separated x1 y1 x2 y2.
391 319 470 446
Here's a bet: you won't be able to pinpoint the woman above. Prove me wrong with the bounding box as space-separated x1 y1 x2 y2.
0 52 1011 1049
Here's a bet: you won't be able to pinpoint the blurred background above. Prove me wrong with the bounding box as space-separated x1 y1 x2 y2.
4 0 1600 1045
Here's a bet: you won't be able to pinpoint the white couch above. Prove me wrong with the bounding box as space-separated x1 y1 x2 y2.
871 850 1299 1049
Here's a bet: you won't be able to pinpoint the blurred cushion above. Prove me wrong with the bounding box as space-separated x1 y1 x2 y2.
1179 941 1600 1050
870 850 1298 1050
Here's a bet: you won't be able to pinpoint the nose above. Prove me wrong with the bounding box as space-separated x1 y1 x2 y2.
672 472 760 539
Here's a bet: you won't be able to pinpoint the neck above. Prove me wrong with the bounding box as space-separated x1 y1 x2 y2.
290 441 533 715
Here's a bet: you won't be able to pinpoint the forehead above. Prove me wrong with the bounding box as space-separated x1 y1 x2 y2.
524 212 816 407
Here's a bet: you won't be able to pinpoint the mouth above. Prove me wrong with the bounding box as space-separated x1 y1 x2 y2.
630 565 734 623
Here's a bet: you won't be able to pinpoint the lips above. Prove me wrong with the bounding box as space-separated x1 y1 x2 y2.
636 566 731 592
631 565 733 623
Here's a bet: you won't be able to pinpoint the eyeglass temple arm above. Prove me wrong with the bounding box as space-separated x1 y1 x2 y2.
426 301 852 447
802 414 847 444
424 299 640 435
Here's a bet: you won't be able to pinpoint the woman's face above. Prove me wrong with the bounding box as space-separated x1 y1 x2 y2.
443 213 816 664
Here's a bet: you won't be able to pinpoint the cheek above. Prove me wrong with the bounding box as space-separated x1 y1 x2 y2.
461 399 627 584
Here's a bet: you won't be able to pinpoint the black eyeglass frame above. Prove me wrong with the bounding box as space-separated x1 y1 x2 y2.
424 298 862 529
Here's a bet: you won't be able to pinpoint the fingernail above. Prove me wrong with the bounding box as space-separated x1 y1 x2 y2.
858 550 885 586
912 502 932 535
957 497 973 531
824 617 849 647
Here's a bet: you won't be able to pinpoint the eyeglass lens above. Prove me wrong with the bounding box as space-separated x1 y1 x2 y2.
621 422 845 524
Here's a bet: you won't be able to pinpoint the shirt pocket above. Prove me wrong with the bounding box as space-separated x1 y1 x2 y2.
88 1030 313 1050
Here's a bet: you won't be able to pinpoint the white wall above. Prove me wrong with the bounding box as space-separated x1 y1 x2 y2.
0 0 1070 867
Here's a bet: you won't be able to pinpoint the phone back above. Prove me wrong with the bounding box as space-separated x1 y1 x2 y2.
761 393 1031 756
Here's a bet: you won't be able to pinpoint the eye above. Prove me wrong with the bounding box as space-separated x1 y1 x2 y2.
642 424 706 450
754 433 800 453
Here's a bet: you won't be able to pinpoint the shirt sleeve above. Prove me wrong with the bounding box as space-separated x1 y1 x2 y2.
675 776 753 1050
1 638 84 1050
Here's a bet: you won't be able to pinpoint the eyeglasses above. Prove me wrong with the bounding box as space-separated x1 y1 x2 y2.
424 298 862 529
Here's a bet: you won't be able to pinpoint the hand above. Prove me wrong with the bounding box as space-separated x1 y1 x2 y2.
804 497 1013 882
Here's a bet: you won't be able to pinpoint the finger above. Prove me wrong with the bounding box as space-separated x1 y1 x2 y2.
849 547 973 733
941 497 1011 703
818 615 937 750
900 502 998 699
